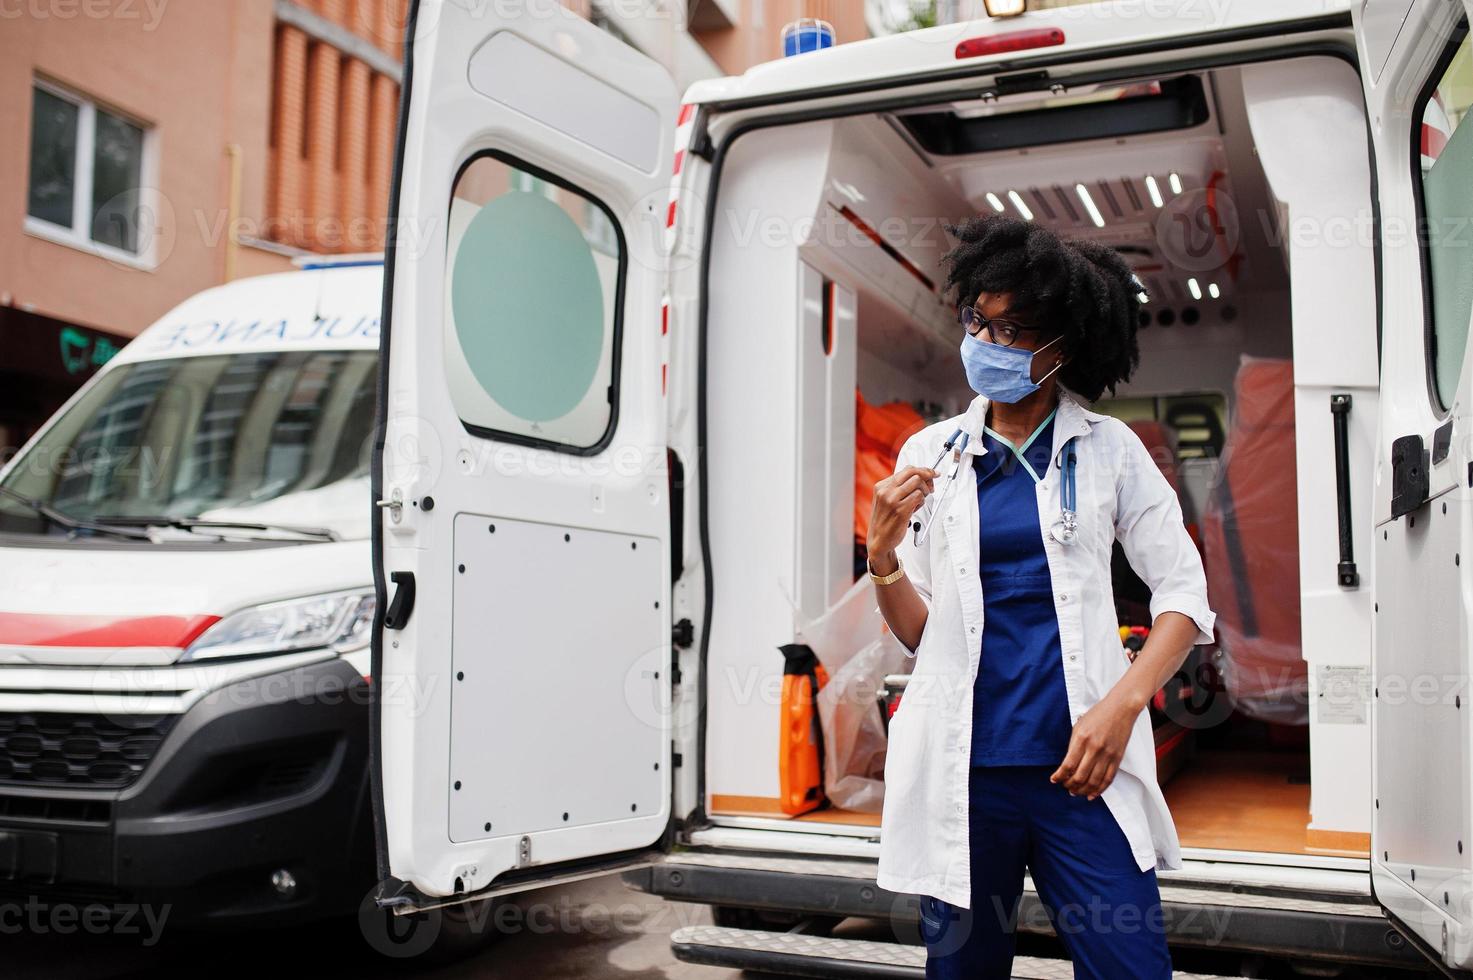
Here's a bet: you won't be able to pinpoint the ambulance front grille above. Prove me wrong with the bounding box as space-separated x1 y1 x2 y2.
0 712 178 788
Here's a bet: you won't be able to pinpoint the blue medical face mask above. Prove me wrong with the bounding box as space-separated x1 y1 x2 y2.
959 330 1064 403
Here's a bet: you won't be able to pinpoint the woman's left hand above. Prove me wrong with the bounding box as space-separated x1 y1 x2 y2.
1049 692 1142 800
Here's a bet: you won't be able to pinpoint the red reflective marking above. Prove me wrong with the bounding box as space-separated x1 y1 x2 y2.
954 27 1065 60
0 613 221 648
672 149 685 176
662 302 669 335
677 103 693 126
661 363 668 395
666 200 678 227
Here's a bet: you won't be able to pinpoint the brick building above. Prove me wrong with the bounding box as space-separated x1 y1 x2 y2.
1 0 868 455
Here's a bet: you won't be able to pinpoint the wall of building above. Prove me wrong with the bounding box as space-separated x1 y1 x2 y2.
0 0 869 450
0 0 290 341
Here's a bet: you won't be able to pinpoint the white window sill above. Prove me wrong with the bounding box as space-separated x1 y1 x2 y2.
24 216 157 272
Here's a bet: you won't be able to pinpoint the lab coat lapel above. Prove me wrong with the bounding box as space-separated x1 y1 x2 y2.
956 394 989 454
1048 388 1098 470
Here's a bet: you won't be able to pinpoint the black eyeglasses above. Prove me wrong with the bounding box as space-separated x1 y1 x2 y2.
958 305 1041 347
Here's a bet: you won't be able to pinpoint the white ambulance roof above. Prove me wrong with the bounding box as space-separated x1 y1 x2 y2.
683 0 1354 107
113 263 384 364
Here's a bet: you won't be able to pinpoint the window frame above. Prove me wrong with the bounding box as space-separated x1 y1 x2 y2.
444 148 629 457
24 76 159 270
1409 20 1472 417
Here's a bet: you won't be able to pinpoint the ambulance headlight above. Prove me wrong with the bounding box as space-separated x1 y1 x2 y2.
183 591 377 661
983 0 1026 17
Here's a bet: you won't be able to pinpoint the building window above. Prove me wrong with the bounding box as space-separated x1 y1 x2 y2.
1416 24 1473 410
26 80 151 260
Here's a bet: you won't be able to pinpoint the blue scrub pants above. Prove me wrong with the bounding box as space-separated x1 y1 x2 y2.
918 766 1171 980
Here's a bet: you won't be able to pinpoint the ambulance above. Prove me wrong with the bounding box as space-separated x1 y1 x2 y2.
373 0 1473 971
0 262 384 926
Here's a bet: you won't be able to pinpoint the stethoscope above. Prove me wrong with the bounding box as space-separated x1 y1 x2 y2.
910 427 1080 547
1050 437 1080 545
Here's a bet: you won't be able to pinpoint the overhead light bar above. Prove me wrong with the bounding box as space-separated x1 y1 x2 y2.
1187 278 1202 300
1208 282 1220 299
1144 175 1163 208
1007 190 1034 221
1075 183 1105 228
986 192 1006 213
1169 172 1183 195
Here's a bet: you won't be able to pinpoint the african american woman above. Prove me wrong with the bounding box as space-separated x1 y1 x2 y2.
869 214 1216 979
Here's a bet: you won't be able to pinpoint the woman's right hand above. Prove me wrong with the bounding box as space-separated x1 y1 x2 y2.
867 465 938 569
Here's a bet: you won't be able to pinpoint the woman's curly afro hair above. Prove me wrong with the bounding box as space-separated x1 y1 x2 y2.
941 213 1141 402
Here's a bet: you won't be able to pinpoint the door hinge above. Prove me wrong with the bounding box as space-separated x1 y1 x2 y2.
672 618 694 649
688 124 714 162
995 69 1050 96
672 745 683 768
1389 433 1430 519
670 658 683 687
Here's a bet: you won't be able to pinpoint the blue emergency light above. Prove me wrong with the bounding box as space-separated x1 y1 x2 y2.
781 18 834 56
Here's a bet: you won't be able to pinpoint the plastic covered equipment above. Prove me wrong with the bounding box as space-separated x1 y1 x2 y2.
796 576 909 813
1199 356 1305 725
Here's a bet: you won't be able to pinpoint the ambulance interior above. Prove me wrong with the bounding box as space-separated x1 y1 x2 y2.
701 54 1379 862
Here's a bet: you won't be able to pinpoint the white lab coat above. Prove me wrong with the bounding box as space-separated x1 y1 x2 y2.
874 388 1216 910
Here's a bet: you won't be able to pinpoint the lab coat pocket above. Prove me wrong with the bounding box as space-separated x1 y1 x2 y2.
882 699 923 797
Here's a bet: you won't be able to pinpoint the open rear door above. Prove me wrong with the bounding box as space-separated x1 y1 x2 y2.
1359 0 1473 968
372 0 677 907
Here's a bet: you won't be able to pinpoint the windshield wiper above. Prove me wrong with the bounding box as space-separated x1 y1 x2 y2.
0 486 154 540
104 515 341 542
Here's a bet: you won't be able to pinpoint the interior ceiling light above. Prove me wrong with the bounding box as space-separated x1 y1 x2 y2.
1075 183 1105 228
1208 282 1220 299
986 192 1006 213
1187 278 1202 300
1144 175 1164 208
1007 190 1034 220
1169 172 1183 194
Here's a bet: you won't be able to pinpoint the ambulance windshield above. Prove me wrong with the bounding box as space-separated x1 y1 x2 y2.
0 349 378 541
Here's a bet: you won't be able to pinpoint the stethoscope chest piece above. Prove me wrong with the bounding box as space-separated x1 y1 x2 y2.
1050 510 1078 545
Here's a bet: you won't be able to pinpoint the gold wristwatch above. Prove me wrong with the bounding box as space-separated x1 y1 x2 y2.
868 555 905 586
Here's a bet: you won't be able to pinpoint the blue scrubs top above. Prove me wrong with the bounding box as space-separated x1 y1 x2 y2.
970 410 1075 767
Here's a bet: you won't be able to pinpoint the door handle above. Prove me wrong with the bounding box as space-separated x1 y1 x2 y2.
384 571 415 630
1330 394 1358 588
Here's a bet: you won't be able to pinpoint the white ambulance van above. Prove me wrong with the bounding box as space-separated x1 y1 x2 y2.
372 0 1473 973
0 262 382 926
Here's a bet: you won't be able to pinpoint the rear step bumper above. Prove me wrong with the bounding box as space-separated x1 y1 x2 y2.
669 925 1249 979
628 851 1423 969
